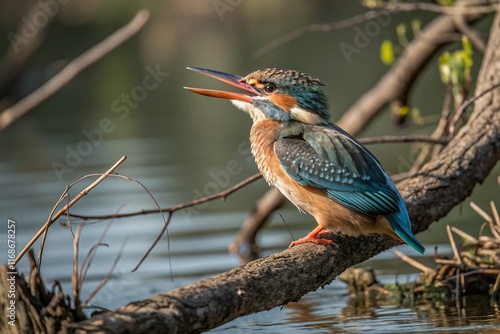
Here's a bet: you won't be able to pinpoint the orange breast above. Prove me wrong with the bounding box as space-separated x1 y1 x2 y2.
249 120 399 239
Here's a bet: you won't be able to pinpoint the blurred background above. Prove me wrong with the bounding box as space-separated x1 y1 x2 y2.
0 1 498 332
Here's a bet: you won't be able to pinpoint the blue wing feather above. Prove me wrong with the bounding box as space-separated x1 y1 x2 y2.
275 122 425 254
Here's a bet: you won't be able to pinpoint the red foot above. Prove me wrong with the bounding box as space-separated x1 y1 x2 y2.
289 226 337 248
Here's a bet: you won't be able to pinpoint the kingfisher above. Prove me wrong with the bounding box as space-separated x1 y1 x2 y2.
185 67 425 254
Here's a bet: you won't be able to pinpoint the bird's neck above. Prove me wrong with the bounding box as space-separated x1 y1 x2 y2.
250 120 281 185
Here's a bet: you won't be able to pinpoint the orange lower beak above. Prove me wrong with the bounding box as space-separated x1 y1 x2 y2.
184 67 260 103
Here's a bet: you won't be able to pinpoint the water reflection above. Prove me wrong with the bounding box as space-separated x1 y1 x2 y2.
277 283 500 333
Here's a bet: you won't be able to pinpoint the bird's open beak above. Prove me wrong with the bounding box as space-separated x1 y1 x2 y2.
184 67 260 103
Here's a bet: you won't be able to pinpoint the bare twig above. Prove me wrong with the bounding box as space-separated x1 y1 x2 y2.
392 249 433 273
68 173 263 221
450 226 478 243
358 135 449 145
0 10 150 132
447 225 463 266
449 81 500 136
84 237 129 306
72 224 84 312
452 16 487 53
491 201 500 228
253 9 389 58
13 156 127 266
471 201 500 239
79 220 114 288
38 187 70 265
377 1 499 16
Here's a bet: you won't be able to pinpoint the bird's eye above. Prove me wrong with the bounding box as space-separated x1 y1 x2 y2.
264 83 277 93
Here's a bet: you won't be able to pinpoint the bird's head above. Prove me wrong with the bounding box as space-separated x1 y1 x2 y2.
185 67 330 124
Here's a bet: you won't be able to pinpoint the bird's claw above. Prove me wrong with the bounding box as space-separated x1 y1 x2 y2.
289 232 337 247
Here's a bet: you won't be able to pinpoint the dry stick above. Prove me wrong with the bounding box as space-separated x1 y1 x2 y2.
380 1 499 15
0 10 150 132
13 156 127 266
358 135 449 145
447 225 463 266
448 81 500 136
38 189 70 265
452 15 487 53
253 9 388 58
471 201 500 239
491 201 500 228
84 237 129 306
69 173 263 221
72 224 84 311
392 249 433 273
79 220 114 288
450 226 478 243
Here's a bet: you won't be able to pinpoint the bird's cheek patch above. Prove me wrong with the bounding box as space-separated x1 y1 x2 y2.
289 106 325 125
269 94 297 112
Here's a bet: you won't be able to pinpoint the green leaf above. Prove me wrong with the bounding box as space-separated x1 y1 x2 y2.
398 105 410 117
380 40 395 65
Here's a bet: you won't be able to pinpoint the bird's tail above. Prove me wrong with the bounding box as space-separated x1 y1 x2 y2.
385 197 425 254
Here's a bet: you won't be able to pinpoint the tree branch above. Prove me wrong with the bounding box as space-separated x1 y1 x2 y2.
0 10 150 132
72 7 500 333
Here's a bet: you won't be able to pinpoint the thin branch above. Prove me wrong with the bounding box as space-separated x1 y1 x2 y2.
471 201 500 239
37 188 70 266
72 224 84 312
449 81 500 136
13 156 127 266
358 135 449 145
392 249 433 273
0 10 150 132
452 16 487 53
83 237 129 306
79 220 114 288
68 173 263 221
253 9 389 58
378 1 499 16
447 225 463 266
